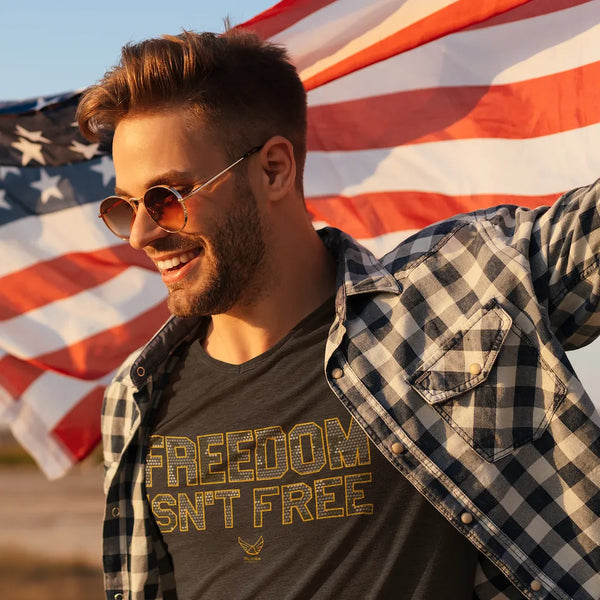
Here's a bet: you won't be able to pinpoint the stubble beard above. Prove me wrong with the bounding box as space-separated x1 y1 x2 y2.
166 179 268 317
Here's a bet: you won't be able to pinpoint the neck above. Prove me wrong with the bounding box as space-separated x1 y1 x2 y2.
203 227 336 364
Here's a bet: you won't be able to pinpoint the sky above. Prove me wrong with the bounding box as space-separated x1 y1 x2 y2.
0 0 275 101
0 0 597 399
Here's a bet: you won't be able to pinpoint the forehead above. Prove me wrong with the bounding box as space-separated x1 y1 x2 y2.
112 110 220 193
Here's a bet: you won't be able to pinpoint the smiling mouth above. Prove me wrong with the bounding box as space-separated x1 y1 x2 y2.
156 249 202 273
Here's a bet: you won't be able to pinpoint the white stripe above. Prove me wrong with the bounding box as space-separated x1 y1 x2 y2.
304 123 600 198
313 222 417 257
20 370 113 431
1 200 119 277
272 0 458 80
0 267 165 358
0 394 77 479
307 1 600 105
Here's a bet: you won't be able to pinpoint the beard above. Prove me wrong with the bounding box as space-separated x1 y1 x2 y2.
163 177 268 317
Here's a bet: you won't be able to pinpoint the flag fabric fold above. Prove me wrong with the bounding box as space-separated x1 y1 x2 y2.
1 0 599 478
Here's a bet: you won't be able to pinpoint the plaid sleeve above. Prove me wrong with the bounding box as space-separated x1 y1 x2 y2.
483 180 600 350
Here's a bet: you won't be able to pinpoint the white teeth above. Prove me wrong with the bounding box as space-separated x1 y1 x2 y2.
157 250 198 271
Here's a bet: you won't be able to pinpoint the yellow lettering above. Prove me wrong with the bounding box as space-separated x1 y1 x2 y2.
165 436 198 487
345 473 373 516
314 477 344 519
197 433 226 484
289 422 326 475
281 482 313 524
227 430 255 483
253 486 280 528
150 493 177 532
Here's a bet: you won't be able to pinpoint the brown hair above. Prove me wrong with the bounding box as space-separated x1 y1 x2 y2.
77 29 307 185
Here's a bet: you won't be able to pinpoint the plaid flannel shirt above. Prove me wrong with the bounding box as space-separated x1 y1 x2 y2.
101 180 600 600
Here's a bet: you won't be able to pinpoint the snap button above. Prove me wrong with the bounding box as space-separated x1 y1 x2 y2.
111 506 120 517
469 363 482 376
530 580 542 592
136 366 145 377
331 368 343 379
391 442 405 455
460 512 473 525
114 594 123 600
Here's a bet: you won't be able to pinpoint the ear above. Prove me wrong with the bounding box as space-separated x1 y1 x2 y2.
257 136 296 202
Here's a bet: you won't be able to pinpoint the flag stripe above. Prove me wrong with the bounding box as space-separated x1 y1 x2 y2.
304 123 600 198
51 386 104 461
463 0 593 30
306 1 600 105
306 191 559 239
0 201 114 277
0 245 155 320
307 62 600 151
242 0 339 39
296 0 531 90
2 268 165 357
0 301 168 401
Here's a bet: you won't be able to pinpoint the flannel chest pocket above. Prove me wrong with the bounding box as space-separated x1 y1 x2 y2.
407 299 566 461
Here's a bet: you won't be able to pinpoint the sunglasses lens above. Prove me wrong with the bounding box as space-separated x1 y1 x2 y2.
100 197 135 239
144 187 185 232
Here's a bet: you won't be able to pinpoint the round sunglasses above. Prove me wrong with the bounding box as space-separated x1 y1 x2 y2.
98 145 263 240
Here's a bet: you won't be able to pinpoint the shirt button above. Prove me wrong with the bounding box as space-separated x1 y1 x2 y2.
136 366 145 377
391 442 405 455
111 506 120 517
331 368 343 379
469 363 482 376
530 580 542 592
460 512 473 525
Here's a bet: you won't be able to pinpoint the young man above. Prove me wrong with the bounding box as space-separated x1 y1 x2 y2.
78 30 600 600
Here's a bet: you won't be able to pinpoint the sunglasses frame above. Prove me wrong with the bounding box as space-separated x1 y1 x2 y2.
99 145 264 240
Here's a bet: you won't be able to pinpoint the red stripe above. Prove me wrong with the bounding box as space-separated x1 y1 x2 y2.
464 0 593 30
0 355 43 399
30 301 169 380
240 0 339 39
307 62 600 151
0 244 155 321
52 386 103 461
0 301 169 402
306 191 560 239
301 0 530 91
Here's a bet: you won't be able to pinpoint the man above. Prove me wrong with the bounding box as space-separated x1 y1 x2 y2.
77 29 600 600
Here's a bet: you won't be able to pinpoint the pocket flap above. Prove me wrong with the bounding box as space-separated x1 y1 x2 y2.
408 299 512 404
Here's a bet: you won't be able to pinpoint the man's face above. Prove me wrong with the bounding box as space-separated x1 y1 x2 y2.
112 111 267 317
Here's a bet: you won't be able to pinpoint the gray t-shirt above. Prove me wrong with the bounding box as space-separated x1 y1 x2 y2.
146 299 478 599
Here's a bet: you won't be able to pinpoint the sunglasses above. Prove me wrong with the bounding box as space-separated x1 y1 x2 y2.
98 145 263 240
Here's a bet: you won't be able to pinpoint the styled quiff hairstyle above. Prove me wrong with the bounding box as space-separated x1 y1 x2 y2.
77 29 307 186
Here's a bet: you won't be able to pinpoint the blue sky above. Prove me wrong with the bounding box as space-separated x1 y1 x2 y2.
0 0 274 100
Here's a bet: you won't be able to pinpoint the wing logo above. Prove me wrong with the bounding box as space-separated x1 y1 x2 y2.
238 536 265 556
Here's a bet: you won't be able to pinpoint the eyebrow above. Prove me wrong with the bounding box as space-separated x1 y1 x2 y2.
114 170 197 197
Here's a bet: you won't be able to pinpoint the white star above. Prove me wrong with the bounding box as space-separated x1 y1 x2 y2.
34 96 61 111
31 169 63 204
90 155 115 186
0 189 9 210
15 124 51 143
0 166 20 180
11 138 46 166
70 140 100 160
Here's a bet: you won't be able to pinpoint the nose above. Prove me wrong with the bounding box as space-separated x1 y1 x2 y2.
128 203 170 250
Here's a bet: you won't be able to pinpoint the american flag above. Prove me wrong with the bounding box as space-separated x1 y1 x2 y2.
1 0 599 478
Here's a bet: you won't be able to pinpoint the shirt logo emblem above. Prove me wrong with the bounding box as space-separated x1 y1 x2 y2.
238 535 264 556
